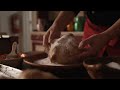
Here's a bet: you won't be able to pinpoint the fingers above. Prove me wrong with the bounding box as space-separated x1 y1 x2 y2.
79 34 98 49
48 31 60 44
78 48 88 53
43 29 60 47
79 49 96 58
66 50 94 64
76 48 97 62
79 39 90 49
43 30 50 46
48 31 54 43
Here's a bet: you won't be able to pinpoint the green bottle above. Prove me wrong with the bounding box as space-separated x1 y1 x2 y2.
74 16 85 32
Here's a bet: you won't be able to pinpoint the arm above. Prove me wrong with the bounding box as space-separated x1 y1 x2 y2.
52 11 76 31
43 11 77 47
101 18 120 40
78 18 120 57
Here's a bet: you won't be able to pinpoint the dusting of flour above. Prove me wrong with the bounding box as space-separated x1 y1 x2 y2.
106 62 120 70
0 72 10 79
34 57 64 66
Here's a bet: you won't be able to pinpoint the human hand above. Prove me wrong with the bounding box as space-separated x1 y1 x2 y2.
78 33 110 58
43 25 61 51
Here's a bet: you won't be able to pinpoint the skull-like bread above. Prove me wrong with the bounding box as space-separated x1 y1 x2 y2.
49 33 82 65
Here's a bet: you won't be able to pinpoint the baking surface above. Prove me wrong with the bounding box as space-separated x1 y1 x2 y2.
34 57 64 66
0 71 10 79
0 64 22 79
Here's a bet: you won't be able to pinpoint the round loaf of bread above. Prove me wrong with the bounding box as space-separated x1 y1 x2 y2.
49 33 81 65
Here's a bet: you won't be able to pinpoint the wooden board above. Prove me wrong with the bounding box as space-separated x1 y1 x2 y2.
0 64 22 79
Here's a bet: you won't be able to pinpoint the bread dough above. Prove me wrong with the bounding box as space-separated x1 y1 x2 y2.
48 33 81 64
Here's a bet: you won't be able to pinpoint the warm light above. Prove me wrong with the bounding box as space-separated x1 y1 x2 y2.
21 54 26 58
67 23 74 31
67 24 70 28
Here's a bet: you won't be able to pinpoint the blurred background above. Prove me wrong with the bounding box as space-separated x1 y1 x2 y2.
0 11 85 53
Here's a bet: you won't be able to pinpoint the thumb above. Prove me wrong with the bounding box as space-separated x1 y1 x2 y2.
48 31 60 43
48 31 53 43
43 31 50 46
78 39 90 49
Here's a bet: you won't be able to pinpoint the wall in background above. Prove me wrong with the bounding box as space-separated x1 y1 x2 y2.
0 11 18 35
0 11 33 52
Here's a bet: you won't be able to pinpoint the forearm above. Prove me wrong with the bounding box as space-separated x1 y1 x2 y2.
101 18 120 40
52 11 75 31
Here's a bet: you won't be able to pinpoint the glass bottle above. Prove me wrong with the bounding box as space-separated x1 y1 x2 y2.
74 16 85 32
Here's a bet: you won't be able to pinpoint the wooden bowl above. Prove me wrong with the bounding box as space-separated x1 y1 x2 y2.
0 57 23 69
83 57 120 79
23 51 89 79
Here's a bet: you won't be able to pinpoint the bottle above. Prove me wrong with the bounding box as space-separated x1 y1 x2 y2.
74 16 85 32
